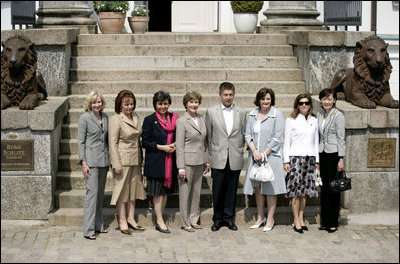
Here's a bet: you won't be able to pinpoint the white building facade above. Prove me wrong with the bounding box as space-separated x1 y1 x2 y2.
1 1 398 98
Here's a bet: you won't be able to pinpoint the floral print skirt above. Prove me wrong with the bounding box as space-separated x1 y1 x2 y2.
285 156 318 198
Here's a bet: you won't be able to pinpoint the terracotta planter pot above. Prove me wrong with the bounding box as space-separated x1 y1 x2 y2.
128 16 149 34
98 12 126 34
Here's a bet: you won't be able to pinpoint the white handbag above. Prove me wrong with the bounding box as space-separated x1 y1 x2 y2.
249 153 275 182
315 168 323 187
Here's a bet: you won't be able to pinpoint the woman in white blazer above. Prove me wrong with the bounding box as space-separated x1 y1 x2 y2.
317 88 345 233
176 91 209 232
77 91 110 240
283 93 319 234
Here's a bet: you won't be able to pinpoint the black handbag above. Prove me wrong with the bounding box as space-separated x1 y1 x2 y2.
329 170 351 192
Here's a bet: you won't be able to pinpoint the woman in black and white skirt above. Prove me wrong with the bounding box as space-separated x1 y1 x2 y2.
283 93 319 234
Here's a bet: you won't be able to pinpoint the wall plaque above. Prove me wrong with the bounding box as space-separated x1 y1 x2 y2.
367 138 396 168
1 140 34 171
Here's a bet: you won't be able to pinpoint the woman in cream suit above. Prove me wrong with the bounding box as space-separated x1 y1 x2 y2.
317 88 345 233
176 91 209 232
109 90 146 235
78 91 109 240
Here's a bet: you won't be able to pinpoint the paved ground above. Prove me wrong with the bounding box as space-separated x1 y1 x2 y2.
1 220 398 263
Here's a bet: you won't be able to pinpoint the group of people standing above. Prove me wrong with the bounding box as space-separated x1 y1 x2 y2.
77 82 345 240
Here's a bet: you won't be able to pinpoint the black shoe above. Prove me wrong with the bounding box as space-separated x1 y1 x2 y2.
211 222 221 232
293 226 304 234
318 226 327 231
227 221 238 231
155 222 171 234
301 226 308 231
327 227 338 233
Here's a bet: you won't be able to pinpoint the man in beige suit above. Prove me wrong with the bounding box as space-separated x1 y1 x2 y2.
205 82 247 231
176 91 209 232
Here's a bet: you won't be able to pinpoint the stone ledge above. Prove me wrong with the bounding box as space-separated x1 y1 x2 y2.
1 28 79 46
285 30 374 47
312 96 399 129
1 97 68 131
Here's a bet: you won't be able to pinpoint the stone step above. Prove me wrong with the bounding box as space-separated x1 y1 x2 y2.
54 188 320 209
49 206 334 227
72 45 294 57
69 68 302 82
71 56 298 69
63 107 294 125
68 80 306 95
58 154 249 172
76 33 289 45
66 93 298 110
57 171 247 190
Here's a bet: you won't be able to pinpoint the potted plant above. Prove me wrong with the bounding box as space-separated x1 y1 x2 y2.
128 5 149 34
93 1 129 34
231 1 264 33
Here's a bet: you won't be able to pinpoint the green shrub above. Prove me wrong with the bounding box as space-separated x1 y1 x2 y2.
93 1 129 13
230 1 264 13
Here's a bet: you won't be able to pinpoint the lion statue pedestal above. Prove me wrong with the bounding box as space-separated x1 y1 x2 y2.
1 97 68 219
331 35 399 109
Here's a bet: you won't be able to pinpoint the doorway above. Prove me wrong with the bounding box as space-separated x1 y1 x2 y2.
148 1 171 31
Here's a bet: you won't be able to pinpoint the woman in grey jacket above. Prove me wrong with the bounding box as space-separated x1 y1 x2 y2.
243 88 286 232
317 88 345 233
77 91 110 240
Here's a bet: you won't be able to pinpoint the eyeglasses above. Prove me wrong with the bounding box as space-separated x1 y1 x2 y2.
298 101 311 106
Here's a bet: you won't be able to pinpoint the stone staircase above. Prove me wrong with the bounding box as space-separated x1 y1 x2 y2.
49 33 323 227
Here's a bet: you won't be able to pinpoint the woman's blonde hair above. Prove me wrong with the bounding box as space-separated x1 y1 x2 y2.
83 91 106 112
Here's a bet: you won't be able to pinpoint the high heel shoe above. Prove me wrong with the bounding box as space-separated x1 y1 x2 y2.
293 226 304 234
128 222 145 231
155 222 171 234
120 229 132 235
327 227 338 233
249 217 266 229
263 220 274 232
292 223 306 232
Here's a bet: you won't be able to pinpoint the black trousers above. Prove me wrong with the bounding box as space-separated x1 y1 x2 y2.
319 152 341 228
211 160 240 223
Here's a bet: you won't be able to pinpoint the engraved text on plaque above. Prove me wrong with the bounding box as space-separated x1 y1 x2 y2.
1 140 34 171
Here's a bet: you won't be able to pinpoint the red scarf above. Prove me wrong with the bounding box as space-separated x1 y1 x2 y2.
155 111 179 188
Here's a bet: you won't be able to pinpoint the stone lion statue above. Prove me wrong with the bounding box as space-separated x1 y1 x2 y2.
331 35 399 109
1 35 47 110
